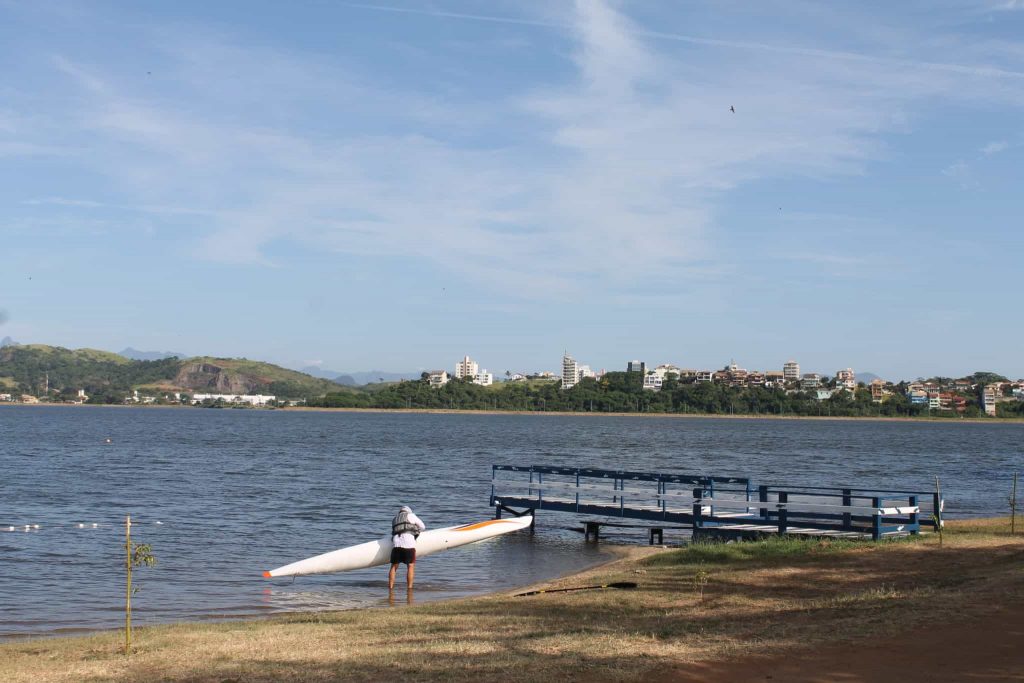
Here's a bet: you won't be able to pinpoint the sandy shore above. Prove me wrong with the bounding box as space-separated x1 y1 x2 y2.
2 518 1022 682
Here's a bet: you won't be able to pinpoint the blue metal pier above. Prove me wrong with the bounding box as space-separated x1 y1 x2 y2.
490 465 942 542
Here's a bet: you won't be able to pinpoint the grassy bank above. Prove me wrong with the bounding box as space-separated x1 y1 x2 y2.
3 519 1023 682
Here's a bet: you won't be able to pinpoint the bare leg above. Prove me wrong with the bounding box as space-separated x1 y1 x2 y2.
388 563 398 591
407 563 415 590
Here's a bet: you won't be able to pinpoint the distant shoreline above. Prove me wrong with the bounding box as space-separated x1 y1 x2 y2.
4 401 1022 424
285 406 1024 424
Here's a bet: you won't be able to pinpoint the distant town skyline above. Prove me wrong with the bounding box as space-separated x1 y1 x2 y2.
2 2 1023 379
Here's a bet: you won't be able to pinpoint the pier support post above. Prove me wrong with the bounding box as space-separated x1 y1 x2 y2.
872 497 882 540
585 522 600 542
649 528 663 545
842 488 852 531
909 495 919 535
778 491 788 536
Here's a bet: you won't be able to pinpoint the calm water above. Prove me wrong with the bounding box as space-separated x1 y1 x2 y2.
1 406 1021 638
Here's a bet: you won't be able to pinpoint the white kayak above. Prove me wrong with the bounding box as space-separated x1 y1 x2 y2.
263 515 533 578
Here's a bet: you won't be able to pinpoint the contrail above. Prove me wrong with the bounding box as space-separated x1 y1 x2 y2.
342 2 1024 80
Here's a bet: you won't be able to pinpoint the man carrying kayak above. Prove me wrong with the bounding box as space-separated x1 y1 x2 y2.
388 505 426 591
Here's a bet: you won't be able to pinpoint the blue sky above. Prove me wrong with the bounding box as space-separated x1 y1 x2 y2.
2 1 1023 380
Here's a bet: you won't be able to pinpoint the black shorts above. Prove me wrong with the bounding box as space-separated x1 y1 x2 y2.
390 547 416 565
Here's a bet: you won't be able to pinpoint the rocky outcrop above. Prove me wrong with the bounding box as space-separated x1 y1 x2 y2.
173 362 266 394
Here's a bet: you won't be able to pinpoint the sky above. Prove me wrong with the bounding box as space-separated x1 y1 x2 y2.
1 0 1023 381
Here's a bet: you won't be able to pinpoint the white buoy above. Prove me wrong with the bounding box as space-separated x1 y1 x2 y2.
105 438 112 444
91 523 98 528
78 523 85 528
33 524 39 529
155 521 163 525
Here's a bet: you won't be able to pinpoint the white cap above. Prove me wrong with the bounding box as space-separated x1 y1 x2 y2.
400 505 412 512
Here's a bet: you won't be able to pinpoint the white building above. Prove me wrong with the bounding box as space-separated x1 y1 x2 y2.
783 360 800 382
473 370 494 386
653 364 681 380
562 354 580 389
801 373 822 389
835 368 856 391
695 370 714 383
191 393 276 406
983 384 999 416
643 374 663 391
427 370 450 388
578 364 596 380
455 355 479 380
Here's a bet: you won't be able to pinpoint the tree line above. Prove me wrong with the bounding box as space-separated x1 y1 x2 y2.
307 371 1013 418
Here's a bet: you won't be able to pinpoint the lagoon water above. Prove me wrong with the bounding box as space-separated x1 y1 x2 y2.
1 406 1021 638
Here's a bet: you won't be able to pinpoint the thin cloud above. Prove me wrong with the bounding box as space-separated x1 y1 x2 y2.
345 1 1024 80
980 140 1010 155
9 0 1024 302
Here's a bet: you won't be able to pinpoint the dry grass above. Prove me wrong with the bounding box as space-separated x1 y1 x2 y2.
2 519 1022 683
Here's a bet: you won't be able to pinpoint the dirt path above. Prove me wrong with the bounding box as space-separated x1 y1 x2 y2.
663 601 1024 683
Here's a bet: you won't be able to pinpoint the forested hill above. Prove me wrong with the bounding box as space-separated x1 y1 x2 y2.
0 344 343 401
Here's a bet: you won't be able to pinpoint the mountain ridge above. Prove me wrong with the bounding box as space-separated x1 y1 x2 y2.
119 347 188 361
0 344 346 400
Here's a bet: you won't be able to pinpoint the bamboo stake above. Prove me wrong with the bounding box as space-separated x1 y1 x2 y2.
935 476 943 548
125 514 132 655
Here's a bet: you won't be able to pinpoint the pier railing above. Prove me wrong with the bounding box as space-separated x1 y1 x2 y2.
491 465 942 541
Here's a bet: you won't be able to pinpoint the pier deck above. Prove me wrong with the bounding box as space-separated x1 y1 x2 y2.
491 465 942 542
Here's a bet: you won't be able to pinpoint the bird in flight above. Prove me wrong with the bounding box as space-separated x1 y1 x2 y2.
730 106 735 113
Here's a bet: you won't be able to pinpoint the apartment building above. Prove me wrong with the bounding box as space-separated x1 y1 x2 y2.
835 368 856 391
983 384 1000 416
627 360 646 375
562 354 580 390
870 379 885 403
783 360 800 382
455 355 479 380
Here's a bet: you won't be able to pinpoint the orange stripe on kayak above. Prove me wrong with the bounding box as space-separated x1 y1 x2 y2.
453 519 518 532
262 571 272 579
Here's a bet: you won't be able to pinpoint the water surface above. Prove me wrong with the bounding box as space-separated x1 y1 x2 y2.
1 406 1020 638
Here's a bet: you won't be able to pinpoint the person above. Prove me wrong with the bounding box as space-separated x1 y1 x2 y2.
388 505 425 591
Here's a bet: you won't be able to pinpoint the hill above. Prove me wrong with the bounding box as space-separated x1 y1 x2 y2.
171 357 343 397
0 344 345 401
